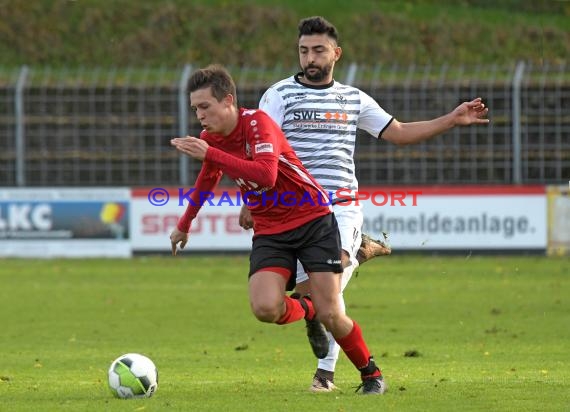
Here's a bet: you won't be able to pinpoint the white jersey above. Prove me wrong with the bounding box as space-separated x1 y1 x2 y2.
259 74 393 201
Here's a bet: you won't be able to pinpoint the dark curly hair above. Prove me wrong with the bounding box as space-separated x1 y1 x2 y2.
297 16 339 42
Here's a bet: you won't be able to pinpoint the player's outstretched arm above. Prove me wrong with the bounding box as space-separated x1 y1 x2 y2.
170 140 223 256
382 97 489 146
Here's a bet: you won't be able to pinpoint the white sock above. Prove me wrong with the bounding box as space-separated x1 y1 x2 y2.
317 291 346 373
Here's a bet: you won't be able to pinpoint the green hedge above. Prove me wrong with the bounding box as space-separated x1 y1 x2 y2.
0 0 568 67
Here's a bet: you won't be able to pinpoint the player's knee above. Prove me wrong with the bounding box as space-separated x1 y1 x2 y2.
250 301 280 323
315 306 342 330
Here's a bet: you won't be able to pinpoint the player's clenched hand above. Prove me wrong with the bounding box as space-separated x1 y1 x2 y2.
238 204 254 230
452 97 489 126
171 136 209 161
170 227 189 256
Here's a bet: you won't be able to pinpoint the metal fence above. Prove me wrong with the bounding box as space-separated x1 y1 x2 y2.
1 63 568 188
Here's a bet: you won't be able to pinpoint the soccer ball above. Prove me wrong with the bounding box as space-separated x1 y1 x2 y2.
108 353 158 399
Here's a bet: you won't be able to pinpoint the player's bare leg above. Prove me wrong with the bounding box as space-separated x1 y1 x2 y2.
296 212 390 391
248 271 290 323
308 271 386 395
249 270 329 359
297 251 347 392
294 279 330 360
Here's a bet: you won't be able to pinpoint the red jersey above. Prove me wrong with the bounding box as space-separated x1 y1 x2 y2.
177 108 332 236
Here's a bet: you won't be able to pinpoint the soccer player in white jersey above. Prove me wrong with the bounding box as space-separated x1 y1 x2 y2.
240 16 489 392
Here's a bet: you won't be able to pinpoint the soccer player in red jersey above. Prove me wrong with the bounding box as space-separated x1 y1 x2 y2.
242 16 489 392
170 64 385 394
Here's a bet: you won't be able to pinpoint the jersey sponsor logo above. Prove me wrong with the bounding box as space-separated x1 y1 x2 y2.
292 110 323 120
325 111 348 121
292 110 348 122
255 143 273 154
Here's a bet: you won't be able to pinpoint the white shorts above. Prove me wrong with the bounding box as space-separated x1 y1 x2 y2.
295 202 363 284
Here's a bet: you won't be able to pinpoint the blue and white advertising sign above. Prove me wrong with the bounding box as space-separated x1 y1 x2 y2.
0 188 131 258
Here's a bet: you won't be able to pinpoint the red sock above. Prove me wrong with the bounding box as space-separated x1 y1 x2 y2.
276 295 306 325
335 321 373 370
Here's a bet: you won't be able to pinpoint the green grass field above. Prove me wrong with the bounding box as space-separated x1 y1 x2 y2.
0 255 568 411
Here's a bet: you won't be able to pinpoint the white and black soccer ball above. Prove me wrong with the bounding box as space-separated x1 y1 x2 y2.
108 353 158 399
